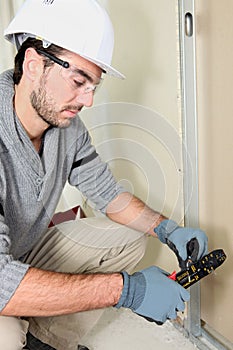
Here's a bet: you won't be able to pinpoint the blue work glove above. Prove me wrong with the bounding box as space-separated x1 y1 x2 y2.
154 219 208 269
115 266 190 324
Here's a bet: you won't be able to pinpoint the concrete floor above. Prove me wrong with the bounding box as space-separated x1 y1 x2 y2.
82 308 197 350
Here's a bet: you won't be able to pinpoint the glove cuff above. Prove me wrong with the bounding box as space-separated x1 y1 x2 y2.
154 219 179 243
114 271 146 310
114 272 129 309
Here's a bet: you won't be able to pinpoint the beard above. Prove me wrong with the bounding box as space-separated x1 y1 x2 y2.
30 76 80 128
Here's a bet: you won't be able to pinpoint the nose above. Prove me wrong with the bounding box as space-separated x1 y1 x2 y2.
76 91 94 107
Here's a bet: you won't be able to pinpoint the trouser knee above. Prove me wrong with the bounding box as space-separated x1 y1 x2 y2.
0 316 29 350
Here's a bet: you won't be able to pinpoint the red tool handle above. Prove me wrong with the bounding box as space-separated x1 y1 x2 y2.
168 271 177 281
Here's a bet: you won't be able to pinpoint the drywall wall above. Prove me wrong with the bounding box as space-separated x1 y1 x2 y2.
82 0 183 272
195 0 233 344
0 0 24 72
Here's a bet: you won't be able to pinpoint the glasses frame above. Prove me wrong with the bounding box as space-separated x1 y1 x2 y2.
36 49 102 94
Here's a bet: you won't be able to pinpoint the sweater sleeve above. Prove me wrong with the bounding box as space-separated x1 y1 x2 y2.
68 120 126 213
0 209 30 312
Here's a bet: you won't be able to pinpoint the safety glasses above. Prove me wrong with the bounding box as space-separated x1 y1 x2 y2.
36 49 102 94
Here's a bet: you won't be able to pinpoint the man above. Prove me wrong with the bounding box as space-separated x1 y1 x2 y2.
0 1 208 349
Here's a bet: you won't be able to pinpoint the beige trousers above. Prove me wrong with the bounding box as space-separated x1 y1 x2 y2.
0 217 147 350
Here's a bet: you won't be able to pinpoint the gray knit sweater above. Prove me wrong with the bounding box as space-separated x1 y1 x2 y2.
0 70 124 311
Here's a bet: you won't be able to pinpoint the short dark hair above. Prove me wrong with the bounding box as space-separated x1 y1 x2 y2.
13 38 66 85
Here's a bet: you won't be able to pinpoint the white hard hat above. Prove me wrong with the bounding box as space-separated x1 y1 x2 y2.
4 0 125 79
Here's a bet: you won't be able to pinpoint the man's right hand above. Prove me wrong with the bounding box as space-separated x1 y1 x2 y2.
115 266 190 324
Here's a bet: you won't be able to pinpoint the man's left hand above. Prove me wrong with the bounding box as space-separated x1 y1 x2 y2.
154 220 208 269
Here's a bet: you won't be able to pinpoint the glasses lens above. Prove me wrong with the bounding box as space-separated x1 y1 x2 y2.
60 65 102 94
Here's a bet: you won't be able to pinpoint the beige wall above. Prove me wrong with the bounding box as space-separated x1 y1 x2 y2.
83 0 183 271
195 0 233 343
0 0 24 72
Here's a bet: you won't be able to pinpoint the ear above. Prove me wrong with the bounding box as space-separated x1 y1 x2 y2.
22 48 44 82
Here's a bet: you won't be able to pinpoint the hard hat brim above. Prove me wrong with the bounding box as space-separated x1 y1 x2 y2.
81 54 125 79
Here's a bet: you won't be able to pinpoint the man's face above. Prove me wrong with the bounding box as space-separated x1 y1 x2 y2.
30 51 102 128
